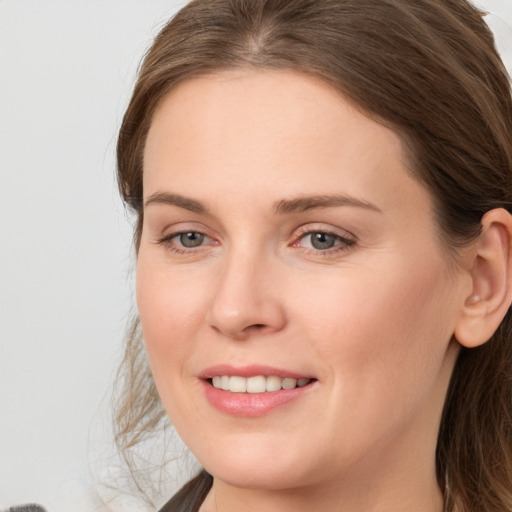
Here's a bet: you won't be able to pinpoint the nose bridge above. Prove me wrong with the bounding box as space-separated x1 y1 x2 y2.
207 240 285 338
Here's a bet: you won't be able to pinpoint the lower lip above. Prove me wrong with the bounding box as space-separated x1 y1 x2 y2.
202 380 316 417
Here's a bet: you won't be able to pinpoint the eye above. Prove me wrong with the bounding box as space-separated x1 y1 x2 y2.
176 231 206 248
293 228 355 253
307 232 339 250
157 230 213 253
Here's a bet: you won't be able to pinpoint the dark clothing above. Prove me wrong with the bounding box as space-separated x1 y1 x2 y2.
8 506 46 512
159 470 213 512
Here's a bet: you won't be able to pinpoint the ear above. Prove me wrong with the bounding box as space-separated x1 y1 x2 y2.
454 208 512 348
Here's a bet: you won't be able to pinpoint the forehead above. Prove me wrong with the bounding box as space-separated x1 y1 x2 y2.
143 69 429 220
145 68 404 162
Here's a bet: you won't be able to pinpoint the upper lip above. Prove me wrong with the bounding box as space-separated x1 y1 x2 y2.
199 364 314 380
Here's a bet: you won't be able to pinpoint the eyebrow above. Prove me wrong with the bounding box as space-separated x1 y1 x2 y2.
144 192 207 213
144 191 381 215
273 195 382 214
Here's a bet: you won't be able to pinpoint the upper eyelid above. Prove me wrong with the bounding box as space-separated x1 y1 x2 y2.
158 222 217 238
294 231 355 248
293 223 357 241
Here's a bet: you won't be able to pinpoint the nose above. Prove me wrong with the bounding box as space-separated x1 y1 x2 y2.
206 248 287 340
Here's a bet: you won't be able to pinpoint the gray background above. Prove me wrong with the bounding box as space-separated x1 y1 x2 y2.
1 0 511 510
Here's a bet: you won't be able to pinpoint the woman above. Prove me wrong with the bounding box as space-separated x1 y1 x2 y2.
114 0 512 511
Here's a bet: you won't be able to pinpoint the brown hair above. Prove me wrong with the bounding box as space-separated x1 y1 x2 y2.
114 1 512 510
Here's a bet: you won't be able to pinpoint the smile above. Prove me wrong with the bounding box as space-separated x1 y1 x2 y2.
202 368 317 416
210 375 312 393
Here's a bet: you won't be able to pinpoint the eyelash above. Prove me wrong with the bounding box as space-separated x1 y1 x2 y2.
156 227 356 256
157 231 215 255
292 227 356 255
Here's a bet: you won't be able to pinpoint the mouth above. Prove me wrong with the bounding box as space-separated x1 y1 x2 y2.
209 375 314 393
200 366 317 416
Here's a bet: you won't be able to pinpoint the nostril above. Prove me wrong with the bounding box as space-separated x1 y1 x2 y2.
247 324 268 333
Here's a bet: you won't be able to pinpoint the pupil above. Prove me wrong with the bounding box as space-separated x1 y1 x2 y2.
180 232 204 248
311 232 336 250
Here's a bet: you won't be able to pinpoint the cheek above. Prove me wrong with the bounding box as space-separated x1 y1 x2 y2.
136 250 206 381
137 248 207 335
294 255 456 397
284 256 457 465
136 252 212 428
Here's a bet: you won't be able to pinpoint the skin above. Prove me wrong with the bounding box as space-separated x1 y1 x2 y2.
137 69 473 512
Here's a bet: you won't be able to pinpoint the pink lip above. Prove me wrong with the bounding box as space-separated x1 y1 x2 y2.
199 364 317 417
199 364 312 380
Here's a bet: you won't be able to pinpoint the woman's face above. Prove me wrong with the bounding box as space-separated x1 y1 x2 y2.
138 70 467 491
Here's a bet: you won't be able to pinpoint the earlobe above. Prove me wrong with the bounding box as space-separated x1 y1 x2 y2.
454 208 512 348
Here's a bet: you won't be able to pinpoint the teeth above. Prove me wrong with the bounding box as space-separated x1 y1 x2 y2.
229 376 247 393
210 375 312 393
266 375 282 392
247 376 266 393
221 375 230 391
282 377 297 390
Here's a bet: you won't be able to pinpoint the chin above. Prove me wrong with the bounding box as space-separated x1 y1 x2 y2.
191 433 323 490
203 457 310 490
